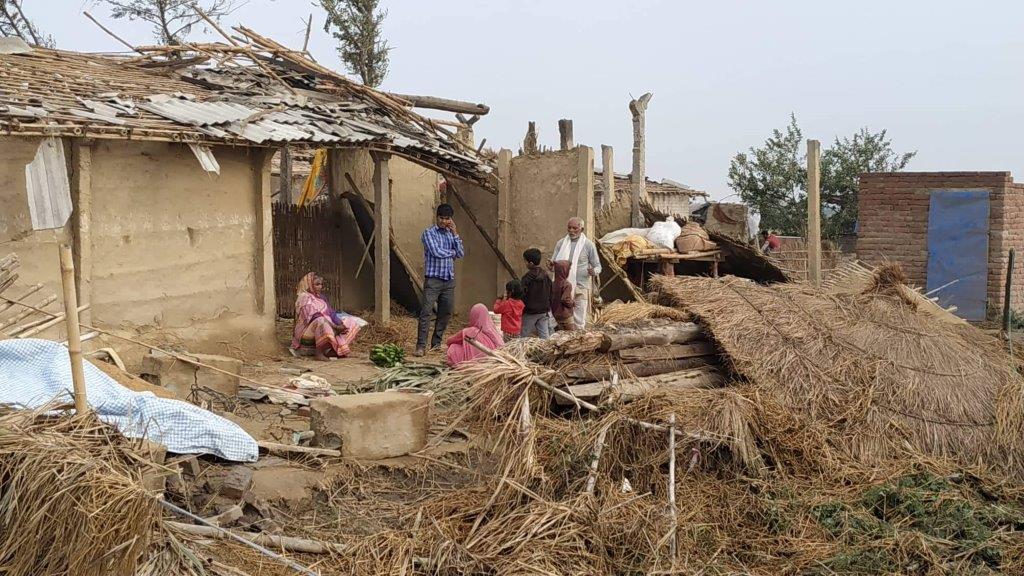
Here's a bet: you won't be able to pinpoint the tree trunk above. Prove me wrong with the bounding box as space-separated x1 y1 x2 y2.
565 356 711 383
558 119 574 150
617 341 715 361
602 322 702 352
557 367 723 406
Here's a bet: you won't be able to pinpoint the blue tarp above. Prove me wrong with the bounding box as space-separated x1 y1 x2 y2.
926 190 990 321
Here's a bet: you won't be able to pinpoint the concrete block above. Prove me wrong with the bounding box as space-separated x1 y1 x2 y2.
310 391 431 459
139 350 241 398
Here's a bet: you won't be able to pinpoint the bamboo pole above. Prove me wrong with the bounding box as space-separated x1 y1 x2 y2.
447 181 518 279
59 245 88 415
10 304 89 337
584 423 610 495
806 139 822 287
667 412 677 564
1004 248 1015 354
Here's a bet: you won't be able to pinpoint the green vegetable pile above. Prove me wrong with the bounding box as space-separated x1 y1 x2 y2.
370 343 405 368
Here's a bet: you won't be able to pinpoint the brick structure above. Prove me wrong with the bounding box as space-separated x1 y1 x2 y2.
857 171 1024 318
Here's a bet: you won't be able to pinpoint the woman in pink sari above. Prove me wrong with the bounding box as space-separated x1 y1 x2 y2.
291 273 365 360
446 303 504 367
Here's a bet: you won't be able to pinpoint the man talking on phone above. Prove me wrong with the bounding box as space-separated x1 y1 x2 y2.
415 203 464 356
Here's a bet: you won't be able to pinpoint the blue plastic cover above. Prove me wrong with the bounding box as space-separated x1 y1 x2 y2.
926 190 990 321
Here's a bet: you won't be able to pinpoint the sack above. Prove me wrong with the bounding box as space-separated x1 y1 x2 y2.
674 222 717 253
646 218 682 250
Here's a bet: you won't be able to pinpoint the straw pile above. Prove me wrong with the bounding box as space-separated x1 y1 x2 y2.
0 407 160 576
593 300 690 325
651 273 1024 475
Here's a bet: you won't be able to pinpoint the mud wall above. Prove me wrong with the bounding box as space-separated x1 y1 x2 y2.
450 179 500 314
509 147 595 266
87 141 276 356
0 136 67 302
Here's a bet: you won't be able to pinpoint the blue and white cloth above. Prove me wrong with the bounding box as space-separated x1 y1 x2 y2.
422 224 464 281
0 339 258 462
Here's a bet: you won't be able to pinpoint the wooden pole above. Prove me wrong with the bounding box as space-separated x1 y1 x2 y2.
601 145 614 209
806 139 822 288
448 181 518 279
1004 248 1015 352
371 152 391 324
629 93 653 228
558 119 574 150
59 244 88 415
667 412 677 564
584 423 610 495
279 147 292 204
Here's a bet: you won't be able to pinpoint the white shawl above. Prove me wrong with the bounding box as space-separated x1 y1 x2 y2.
554 233 586 298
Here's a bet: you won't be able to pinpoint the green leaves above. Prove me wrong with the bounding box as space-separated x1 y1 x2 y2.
728 115 917 238
319 0 390 88
370 343 405 368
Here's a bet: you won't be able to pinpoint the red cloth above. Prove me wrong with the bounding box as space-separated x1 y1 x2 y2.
492 298 524 337
766 234 781 251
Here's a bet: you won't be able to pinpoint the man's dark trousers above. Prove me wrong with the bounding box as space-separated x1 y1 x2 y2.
417 277 456 349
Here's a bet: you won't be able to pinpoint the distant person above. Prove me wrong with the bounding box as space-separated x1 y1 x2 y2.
493 279 525 341
291 273 365 360
550 217 601 329
416 203 464 357
446 303 504 367
520 248 553 339
760 230 781 254
551 260 577 332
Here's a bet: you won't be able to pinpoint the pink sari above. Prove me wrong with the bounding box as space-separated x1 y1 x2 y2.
291 273 362 358
446 303 504 367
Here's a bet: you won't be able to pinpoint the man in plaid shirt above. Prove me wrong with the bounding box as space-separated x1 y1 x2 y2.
416 203 464 356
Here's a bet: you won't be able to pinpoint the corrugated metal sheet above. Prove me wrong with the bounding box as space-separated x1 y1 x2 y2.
139 97 257 127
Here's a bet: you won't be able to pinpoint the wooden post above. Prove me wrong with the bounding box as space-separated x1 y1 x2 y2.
601 145 614 209
279 147 292 204
558 119 574 150
496 149 513 289
254 149 275 315
577 146 595 239
59 245 88 415
806 139 822 288
523 121 538 155
71 140 93 326
629 93 653 228
1003 248 1015 349
371 152 391 324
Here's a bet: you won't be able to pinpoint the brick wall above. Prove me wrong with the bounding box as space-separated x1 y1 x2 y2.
857 171 1022 318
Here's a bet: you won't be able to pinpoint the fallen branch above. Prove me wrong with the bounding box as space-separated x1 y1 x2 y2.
257 441 341 458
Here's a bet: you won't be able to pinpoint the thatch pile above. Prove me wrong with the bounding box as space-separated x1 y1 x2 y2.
0 407 161 576
651 273 1024 475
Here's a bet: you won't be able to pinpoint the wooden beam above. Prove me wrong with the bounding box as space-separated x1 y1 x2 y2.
371 152 391 324
601 145 614 209
385 92 490 115
71 140 93 326
555 368 724 406
558 119 574 150
629 93 653 228
447 181 517 280
618 341 716 362
279 147 292 204
806 139 821 288
565 356 712 383
495 149 513 290
577 146 595 239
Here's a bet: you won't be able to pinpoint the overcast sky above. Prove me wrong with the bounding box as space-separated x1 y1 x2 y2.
34 1 1024 199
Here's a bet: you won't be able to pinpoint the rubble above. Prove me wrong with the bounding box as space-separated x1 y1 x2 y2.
310 391 432 459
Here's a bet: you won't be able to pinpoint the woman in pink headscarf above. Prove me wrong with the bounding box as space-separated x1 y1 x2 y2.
291 272 365 360
445 303 504 367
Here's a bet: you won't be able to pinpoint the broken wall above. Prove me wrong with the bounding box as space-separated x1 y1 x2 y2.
509 147 595 265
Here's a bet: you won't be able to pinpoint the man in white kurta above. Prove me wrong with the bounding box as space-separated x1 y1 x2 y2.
551 217 602 329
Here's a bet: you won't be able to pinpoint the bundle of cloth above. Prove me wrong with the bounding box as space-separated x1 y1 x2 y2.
674 221 718 253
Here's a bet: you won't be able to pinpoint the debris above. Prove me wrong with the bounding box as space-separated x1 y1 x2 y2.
207 466 254 500
310 391 431 459
257 441 340 458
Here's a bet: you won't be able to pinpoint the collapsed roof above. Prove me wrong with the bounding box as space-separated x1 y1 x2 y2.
0 27 492 185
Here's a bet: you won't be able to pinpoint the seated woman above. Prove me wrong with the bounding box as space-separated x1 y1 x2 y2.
446 303 504 368
291 272 366 360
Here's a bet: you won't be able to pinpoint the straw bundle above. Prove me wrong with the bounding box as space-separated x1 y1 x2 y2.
651 274 1024 474
593 301 690 325
0 407 159 576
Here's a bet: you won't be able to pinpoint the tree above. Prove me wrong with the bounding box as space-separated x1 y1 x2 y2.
727 115 916 237
0 0 54 47
320 0 390 88
96 0 238 45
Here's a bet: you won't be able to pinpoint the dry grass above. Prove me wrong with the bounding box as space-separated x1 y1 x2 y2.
594 301 691 325
0 407 160 576
652 274 1024 475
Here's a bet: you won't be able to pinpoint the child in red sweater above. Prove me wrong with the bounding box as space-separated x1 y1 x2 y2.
493 279 525 340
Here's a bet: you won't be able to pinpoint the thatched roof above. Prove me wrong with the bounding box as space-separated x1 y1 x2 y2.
0 28 492 186
651 274 1024 474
